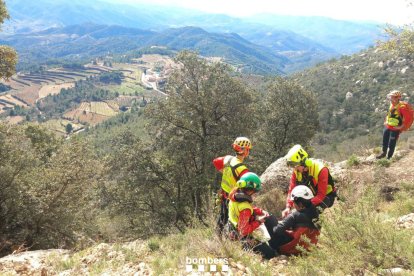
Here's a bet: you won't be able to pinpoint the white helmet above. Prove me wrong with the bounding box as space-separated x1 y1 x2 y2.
291 186 314 201
387 90 402 99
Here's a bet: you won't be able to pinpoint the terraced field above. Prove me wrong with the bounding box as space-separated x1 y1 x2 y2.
115 96 140 107
5 116 25 125
41 119 84 136
63 101 119 126
105 100 120 111
13 84 42 106
135 54 176 69
0 62 165 130
38 83 75 99
0 94 29 107
90 102 118 116
106 63 147 96
0 65 115 115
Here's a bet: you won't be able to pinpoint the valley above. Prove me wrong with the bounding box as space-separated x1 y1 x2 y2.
0 53 177 135
1 1 414 274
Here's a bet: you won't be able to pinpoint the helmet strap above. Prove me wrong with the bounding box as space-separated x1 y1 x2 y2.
301 157 308 166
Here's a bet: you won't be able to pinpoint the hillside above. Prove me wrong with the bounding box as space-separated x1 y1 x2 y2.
292 47 414 159
1 147 413 275
148 27 288 74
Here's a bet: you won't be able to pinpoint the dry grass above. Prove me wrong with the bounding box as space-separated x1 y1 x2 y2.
0 78 25 90
63 101 118 126
5 116 25 125
41 119 83 136
90 102 118 116
105 100 120 111
13 84 42 106
0 95 28 107
147 226 280 275
38 83 75 99
286 185 414 275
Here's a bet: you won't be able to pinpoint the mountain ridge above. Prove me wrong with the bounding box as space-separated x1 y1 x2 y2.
4 0 382 60
0 24 289 74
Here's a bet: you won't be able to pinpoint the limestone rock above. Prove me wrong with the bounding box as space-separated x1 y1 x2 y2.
260 157 291 192
396 213 414 229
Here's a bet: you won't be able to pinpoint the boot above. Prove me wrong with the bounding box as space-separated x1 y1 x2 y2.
376 152 386 159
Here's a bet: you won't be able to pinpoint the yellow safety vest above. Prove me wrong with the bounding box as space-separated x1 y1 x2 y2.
221 156 248 194
295 159 334 195
228 200 253 228
386 103 404 127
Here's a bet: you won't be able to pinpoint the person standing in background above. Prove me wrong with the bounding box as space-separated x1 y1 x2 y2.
376 90 411 160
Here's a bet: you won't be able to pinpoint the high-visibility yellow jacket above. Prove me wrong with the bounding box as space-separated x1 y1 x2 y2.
287 158 334 208
219 155 248 194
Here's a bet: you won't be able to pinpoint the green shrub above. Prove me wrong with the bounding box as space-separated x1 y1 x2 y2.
376 158 391 167
256 188 286 216
347 154 360 167
380 184 414 217
287 188 414 275
148 238 160 252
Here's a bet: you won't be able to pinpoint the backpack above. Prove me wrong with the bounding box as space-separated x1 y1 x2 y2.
400 101 414 132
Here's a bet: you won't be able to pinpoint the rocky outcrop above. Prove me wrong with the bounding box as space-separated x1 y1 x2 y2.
0 241 152 276
260 156 347 193
396 213 414 229
0 249 69 275
260 157 291 192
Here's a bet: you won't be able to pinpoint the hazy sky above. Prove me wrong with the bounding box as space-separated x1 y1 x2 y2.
117 0 414 25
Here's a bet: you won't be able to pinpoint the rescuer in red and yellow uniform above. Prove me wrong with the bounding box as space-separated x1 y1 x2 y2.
376 90 411 159
213 137 251 235
281 145 336 218
228 172 278 259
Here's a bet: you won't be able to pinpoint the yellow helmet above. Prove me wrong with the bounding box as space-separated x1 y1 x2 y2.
232 137 252 153
285 144 308 167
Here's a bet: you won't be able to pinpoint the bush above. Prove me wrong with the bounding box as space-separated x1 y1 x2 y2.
0 124 103 256
347 154 360 167
379 182 414 217
376 158 391 167
0 83 10 92
287 187 414 275
255 188 286 216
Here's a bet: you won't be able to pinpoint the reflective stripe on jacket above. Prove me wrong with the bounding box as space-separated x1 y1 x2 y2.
386 103 404 127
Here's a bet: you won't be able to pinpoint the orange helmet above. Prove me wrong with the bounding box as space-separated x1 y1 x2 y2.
232 137 252 153
387 90 402 98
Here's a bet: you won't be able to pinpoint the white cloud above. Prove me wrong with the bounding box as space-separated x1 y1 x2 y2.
116 0 414 25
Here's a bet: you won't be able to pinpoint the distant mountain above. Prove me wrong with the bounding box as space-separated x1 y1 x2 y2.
5 0 188 32
0 24 288 74
246 14 383 54
148 27 288 74
37 25 155 39
4 0 383 60
0 23 154 66
239 29 338 73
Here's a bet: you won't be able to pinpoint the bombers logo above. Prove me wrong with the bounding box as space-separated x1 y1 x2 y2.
185 256 229 273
